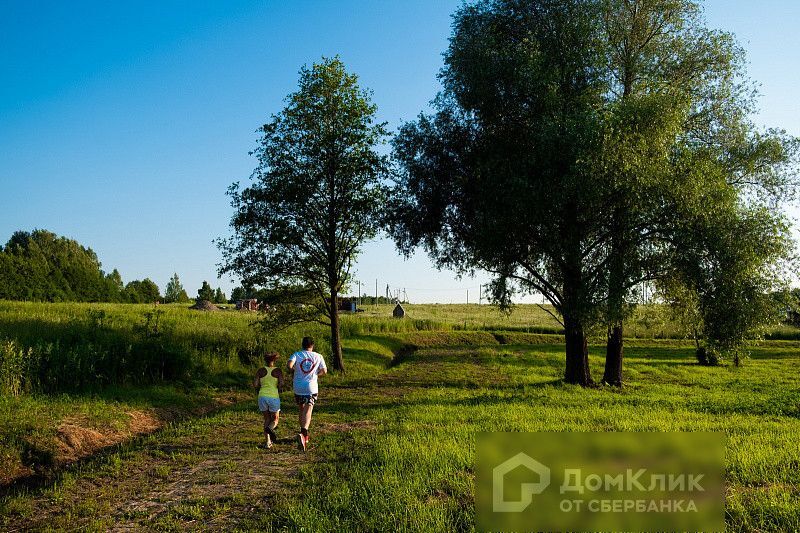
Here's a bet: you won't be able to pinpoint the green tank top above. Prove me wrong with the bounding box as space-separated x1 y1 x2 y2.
258 367 279 398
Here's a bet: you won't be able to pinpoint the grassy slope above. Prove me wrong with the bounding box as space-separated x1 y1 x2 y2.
1 334 798 531
1 302 799 530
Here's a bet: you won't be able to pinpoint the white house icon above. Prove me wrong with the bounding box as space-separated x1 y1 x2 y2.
493 452 551 513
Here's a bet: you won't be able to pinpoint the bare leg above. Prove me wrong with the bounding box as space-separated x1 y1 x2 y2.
297 402 314 450
262 411 272 445
299 403 314 432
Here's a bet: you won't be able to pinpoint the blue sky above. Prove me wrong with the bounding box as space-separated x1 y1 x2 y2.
1 1 798 303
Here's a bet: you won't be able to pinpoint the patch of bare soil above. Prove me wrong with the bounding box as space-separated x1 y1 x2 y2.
3 393 245 488
108 429 309 531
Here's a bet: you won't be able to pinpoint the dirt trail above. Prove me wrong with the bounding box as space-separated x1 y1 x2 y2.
2 403 341 531
1 343 413 530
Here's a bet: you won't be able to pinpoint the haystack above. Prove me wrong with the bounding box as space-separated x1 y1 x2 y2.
190 300 219 311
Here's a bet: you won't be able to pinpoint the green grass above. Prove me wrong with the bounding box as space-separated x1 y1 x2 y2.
1 302 799 530
261 336 799 532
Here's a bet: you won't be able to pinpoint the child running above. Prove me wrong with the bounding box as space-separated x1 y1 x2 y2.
287 336 327 452
253 352 283 449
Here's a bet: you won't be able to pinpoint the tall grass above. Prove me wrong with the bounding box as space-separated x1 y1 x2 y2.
0 302 303 394
2 300 799 395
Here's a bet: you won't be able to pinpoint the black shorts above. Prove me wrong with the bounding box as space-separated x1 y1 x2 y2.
294 393 318 406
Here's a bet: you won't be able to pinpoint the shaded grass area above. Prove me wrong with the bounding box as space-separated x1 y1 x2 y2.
0 385 248 486
0 402 308 531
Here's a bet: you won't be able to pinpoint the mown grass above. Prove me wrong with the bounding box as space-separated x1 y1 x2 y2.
1 302 799 531
260 336 800 532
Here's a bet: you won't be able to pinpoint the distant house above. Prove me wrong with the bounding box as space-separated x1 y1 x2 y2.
340 298 357 312
324 297 358 312
393 303 406 318
236 299 259 311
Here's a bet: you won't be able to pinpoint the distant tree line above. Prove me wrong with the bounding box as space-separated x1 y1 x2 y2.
0 230 209 305
0 230 121 302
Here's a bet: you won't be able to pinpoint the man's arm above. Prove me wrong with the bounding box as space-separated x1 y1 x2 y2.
317 356 328 376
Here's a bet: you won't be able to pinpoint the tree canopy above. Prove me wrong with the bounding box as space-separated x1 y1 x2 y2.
389 0 798 384
164 273 191 303
0 230 124 302
219 57 390 371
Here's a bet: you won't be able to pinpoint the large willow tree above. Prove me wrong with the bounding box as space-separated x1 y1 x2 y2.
390 0 610 385
389 0 797 386
219 57 389 372
597 0 797 382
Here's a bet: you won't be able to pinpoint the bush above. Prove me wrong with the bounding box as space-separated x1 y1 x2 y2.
696 346 720 366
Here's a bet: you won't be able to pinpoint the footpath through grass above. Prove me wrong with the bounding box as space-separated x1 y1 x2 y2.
1 333 798 531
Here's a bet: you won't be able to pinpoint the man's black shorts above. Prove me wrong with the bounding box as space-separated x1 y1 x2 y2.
294 393 318 406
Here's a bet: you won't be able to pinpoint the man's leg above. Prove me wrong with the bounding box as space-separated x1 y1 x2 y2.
297 400 314 451
300 403 314 433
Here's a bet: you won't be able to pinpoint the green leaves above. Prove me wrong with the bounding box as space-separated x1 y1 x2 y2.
390 0 799 372
220 57 390 329
0 230 124 303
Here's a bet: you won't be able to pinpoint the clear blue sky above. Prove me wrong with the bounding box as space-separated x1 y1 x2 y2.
1 1 798 303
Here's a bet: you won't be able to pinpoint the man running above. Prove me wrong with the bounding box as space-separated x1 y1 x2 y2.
253 352 283 448
287 336 327 451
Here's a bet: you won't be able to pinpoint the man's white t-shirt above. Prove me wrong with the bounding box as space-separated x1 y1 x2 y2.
288 350 327 395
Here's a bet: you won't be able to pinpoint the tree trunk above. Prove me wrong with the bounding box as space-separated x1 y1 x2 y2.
604 206 626 387
329 288 344 372
564 318 592 386
602 324 623 386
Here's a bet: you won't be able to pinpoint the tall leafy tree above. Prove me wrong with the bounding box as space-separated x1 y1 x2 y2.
389 0 796 385
390 0 609 385
219 57 390 372
597 0 797 381
164 273 189 303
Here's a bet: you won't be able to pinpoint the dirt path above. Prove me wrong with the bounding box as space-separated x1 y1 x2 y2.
1 343 407 531
2 403 324 531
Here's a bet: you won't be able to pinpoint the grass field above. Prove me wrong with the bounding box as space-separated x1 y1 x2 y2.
1 302 799 531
